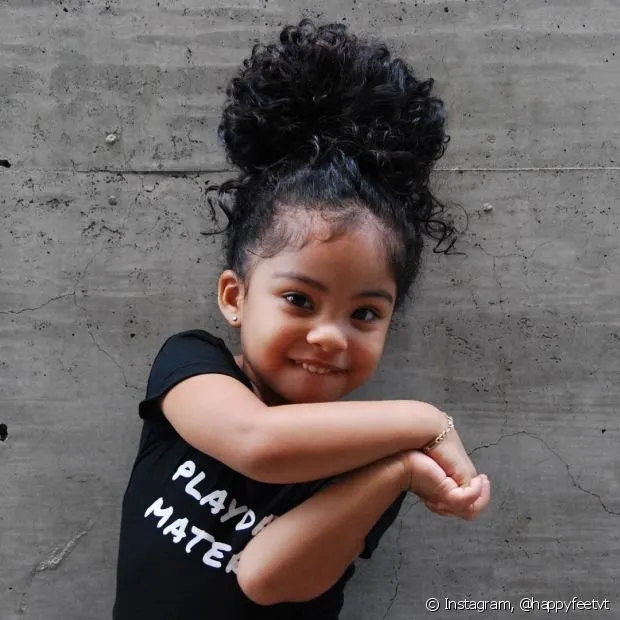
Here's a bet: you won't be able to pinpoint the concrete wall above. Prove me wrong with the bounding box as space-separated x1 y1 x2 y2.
1 1 618 618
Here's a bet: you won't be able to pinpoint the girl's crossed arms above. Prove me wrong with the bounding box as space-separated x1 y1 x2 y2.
161 373 491 606
236 423 491 605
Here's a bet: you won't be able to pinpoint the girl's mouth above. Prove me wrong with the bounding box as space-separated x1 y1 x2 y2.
293 360 342 375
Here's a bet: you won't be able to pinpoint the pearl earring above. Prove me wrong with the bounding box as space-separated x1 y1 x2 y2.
232 316 238 322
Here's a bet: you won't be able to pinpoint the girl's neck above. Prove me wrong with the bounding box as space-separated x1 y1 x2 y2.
234 354 264 402
234 354 290 407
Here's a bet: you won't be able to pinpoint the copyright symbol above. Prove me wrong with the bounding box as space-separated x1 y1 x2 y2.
426 598 440 612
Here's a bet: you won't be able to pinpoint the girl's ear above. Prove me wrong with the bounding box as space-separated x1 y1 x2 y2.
218 270 244 327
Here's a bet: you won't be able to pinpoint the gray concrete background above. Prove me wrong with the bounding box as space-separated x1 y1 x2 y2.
1 1 618 619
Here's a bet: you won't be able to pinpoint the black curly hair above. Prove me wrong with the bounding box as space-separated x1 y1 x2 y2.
204 18 461 315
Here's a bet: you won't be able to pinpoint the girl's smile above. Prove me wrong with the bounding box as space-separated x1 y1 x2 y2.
293 359 344 374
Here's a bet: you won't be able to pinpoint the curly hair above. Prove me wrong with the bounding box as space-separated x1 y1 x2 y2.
204 18 462 314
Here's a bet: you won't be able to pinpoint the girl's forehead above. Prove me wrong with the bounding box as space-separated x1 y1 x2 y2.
263 226 395 290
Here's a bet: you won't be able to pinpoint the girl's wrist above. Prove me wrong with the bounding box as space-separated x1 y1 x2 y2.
376 454 411 493
345 454 409 493
422 415 455 454
408 401 451 446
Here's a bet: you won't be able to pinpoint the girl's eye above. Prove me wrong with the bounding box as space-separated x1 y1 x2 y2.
353 308 380 322
283 293 312 309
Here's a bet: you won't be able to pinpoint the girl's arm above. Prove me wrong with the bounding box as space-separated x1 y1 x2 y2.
237 455 407 605
237 452 491 606
162 374 450 484
252 398 448 483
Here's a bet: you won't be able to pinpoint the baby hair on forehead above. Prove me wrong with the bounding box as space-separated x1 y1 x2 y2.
203 18 466 314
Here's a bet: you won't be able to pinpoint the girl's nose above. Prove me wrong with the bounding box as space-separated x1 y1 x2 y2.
306 323 348 352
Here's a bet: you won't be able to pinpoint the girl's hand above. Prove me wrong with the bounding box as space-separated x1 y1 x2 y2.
398 450 491 520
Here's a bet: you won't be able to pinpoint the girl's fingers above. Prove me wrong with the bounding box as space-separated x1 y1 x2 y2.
457 476 492 520
423 474 491 520
466 475 492 514
444 475 483 508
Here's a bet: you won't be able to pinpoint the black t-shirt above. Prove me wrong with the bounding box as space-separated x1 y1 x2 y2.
113 329 406 620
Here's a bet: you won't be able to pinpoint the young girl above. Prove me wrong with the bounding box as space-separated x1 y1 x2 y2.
113 19 490 619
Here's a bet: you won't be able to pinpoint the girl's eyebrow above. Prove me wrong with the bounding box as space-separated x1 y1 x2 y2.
273 271 394 304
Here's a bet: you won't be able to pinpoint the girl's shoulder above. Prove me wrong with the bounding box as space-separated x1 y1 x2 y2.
138 329 252 419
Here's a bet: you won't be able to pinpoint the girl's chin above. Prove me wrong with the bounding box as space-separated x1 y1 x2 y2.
259 363 355 405
278 383 349 405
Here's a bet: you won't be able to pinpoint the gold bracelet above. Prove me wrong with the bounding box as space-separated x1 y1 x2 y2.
422 416 454 454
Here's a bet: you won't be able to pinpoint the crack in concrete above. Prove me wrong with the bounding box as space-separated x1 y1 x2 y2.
469 430 620 516
474 240 552 262
477 246 512 436
34 520 96 572
0 293 75 315
83 324 141 393
3 200 145 398
1 242 139 394
17 520 96 616
1 265 142 395
374 426 616 616
381 517 405 620
400 495 421 522
70 248 142 394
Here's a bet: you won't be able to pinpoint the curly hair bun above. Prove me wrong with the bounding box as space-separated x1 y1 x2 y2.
218 19 449 197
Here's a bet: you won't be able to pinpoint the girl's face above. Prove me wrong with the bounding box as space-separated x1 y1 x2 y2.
219 220 397 406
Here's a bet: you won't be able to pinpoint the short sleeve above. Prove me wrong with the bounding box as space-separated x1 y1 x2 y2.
359 491 407 560
138 329 253 419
